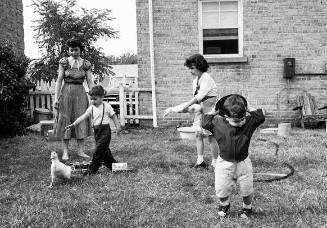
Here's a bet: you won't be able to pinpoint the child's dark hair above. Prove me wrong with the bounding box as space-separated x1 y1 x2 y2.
223 95 246 119
67 38 84 52
184 54 209 72
89 85 105 97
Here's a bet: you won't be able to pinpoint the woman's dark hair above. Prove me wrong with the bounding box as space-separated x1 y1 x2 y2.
184 54 209 72
223 95 246 119
66 38 84 52
89 85 105 97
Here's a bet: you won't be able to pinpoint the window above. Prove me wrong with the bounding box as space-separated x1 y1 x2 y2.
199 0 243 58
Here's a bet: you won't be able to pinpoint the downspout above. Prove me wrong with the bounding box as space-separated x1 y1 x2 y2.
148 0 158 127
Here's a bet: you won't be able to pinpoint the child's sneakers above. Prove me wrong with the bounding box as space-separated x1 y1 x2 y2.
239 207 253 219
217 203 230 217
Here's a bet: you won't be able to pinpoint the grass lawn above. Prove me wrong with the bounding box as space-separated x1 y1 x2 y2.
1 127 327 227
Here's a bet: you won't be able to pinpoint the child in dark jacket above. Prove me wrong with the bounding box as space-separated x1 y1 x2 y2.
202 94 265 218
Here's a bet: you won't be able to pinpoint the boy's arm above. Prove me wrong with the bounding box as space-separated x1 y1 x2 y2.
106 103 121 133
247 108 265 126
65 108 91 129
111 114 121 133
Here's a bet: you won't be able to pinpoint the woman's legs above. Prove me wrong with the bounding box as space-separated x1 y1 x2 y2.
62 139 69 160
77 139 90 158
62 139 89 160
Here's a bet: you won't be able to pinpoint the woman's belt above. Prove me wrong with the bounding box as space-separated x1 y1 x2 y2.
93 124 110 130
64 81 83 85
200 96 216 103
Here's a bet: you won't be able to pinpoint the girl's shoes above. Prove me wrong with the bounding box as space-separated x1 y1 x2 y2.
193 161 208 169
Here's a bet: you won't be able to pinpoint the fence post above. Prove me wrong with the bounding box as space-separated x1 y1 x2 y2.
119 83 125 126
134 77 139 124
29 93 34 118
129 88 133 124
41 94 46 108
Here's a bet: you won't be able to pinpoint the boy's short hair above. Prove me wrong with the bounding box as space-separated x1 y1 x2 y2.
89 85 105 97
223 95 246 119
184 54 209 72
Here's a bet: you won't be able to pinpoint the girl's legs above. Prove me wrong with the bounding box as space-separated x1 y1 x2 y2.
62 139 69 160
77 139 90 158
193 109 206 167
195 133 205 166
208 135 219 166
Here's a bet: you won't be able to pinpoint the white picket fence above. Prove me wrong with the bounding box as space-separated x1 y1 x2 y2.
27 77 153 125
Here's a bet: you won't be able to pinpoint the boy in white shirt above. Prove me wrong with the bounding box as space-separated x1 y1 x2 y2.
65 85 121 174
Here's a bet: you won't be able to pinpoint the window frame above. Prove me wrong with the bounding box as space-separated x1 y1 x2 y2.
198 0 244 59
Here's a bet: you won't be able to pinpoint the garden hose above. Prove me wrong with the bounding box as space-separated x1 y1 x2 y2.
254 138 295 182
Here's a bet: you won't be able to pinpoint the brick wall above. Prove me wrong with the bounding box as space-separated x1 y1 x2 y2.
0 0 24 54
136 0 327 127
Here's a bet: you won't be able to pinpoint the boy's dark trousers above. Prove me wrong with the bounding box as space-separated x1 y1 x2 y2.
89 124 117 174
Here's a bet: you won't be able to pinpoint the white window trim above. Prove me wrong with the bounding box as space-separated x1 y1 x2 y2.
198 0 244 59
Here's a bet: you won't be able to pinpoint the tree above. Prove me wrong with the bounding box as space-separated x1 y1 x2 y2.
29 0 117 82
0 39 31 137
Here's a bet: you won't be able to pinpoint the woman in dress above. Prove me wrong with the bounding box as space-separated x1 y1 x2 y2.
53 38 93 160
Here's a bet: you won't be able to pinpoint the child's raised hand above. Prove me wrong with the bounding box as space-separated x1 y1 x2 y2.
65 124 74 130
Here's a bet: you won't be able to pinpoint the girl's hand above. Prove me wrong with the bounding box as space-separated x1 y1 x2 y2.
53 100 59 110
163 103 188 117
65 124 74 130
116 126 122 136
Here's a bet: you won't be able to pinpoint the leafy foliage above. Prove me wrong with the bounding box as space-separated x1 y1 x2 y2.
29 0 117 82
0 40 31 137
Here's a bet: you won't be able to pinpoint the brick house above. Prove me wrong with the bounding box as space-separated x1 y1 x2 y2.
0 0 24 53
136 0 327 127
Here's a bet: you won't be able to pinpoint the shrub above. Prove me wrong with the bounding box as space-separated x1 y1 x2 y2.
0 39 31 137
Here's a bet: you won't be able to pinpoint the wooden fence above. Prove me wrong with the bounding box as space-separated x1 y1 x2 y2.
28 77 153 126
116 83 153 126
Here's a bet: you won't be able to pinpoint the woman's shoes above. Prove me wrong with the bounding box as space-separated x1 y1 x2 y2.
62 152 90 160
62 152 69 161
77 152 90 159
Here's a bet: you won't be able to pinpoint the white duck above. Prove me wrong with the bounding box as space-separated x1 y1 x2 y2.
49 151 72 188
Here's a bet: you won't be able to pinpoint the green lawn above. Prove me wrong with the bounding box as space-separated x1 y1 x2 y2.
0 127 327 227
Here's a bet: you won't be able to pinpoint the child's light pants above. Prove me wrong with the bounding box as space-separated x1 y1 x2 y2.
215 156 254 198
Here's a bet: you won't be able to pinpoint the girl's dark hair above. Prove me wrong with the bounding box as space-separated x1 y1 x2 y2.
184 54 209 72
89 85 105 97
66 38 84 52
223 95 246 119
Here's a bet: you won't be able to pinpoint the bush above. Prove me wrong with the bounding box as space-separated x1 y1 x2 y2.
0 40 31 137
